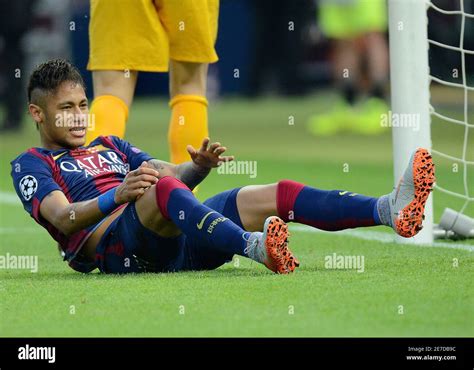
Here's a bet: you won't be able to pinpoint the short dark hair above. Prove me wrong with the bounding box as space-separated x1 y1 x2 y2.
27 59 85 103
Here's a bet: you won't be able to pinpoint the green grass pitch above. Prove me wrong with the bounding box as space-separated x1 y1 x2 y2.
0 93 472 337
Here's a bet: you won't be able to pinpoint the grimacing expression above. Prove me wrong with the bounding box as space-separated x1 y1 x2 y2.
36 81 89 149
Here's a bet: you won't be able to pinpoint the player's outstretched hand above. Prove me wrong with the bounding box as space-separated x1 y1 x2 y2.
187 137 234 169
114 161 159 204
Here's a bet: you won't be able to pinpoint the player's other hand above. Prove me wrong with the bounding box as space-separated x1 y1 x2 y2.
187 137 234 169
114 161 159 203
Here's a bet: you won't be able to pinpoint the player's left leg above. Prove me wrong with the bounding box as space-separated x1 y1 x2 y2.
225 148 435 238
236 182 381 231
168 61 210 164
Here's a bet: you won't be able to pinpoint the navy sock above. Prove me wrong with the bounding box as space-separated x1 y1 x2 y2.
155 177 251 257
277 180 382 230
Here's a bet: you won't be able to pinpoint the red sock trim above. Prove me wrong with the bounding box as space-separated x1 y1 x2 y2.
155 176 190 220
276 179 305 222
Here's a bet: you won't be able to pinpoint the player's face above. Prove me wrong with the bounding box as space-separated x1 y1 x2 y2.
42 81 89 149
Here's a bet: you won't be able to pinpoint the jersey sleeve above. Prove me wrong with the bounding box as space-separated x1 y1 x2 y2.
10 153 62 222
107 136 155 171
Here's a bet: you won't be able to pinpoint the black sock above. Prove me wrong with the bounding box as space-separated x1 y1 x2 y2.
342 83 357 105
369 82 386 100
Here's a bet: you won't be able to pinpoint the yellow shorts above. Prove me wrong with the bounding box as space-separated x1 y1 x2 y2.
88 0 219 72
319 0 387 39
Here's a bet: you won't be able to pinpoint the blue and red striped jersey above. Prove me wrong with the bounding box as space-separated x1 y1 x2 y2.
10 136 154 272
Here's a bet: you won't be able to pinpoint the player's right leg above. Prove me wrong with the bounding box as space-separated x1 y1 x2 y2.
93 176 298 274
142 176 297 274
198 188 299 273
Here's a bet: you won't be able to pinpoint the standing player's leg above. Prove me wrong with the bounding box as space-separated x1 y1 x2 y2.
228 149 435 238
307 2 360 137
350 0 389 135
159 0 219 164
85 70 138 144
365 32 389 100
168 61 210 164
361 0 388 100
86 0 170 144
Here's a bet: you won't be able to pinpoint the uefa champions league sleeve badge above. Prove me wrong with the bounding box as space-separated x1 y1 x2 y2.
19 175 38 201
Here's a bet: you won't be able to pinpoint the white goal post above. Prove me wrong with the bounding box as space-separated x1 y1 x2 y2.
388 0 433 244
388 0 474 244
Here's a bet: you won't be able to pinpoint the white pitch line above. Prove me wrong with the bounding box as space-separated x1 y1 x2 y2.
0 227 42 234
290 225 474 252
0 191 21 206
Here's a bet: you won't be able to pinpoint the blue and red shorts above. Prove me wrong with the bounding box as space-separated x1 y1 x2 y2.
95 187 243 274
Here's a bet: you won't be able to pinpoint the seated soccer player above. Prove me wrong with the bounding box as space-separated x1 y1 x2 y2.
11 59 436 275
